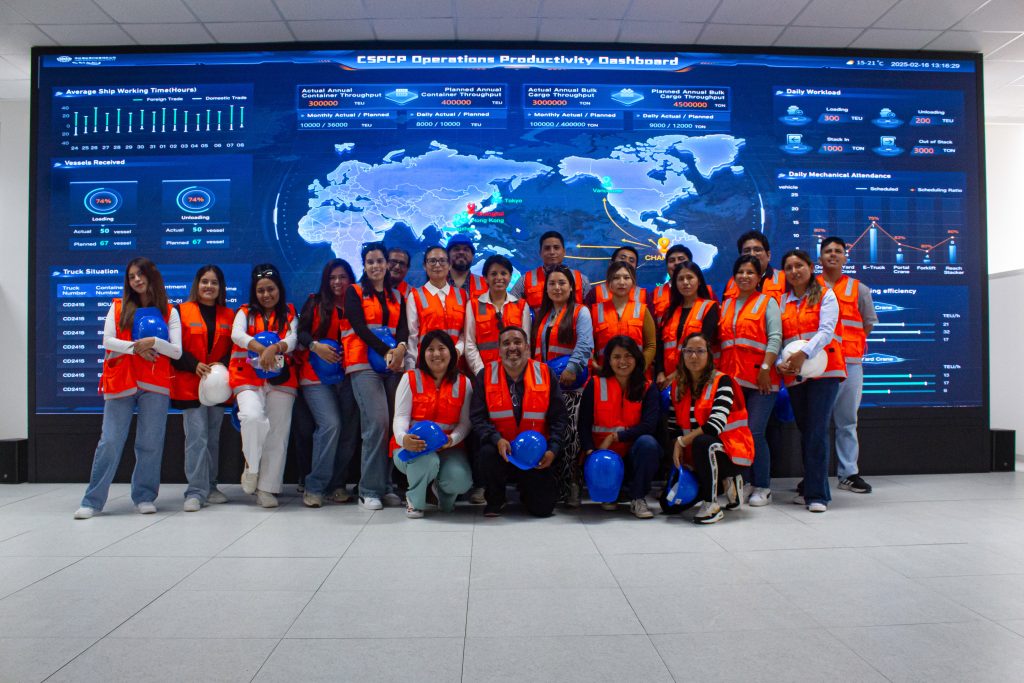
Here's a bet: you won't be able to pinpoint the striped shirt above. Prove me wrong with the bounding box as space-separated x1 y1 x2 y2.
687 380 734 436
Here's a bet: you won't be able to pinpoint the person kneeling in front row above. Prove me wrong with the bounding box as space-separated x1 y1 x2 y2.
671 333 755 524
470 326 568 518
391 330 474 518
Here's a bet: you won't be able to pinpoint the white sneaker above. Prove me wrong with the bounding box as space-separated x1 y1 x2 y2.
693 500 723 524
136 502 157 514
207 489 228 504
303 492 323 508
406 502 424 519
382 492 403 507
630 498 654 519
241 469 258 495
807 502 828 513
792 494 806 506
256 490 278 508
73 506 95 520
468 487 486 505
183 497 202 512
748 488 772 507
360 496 383 511
327 487 352 504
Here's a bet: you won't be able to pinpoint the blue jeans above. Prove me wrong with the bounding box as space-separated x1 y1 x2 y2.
349 369 395 499
625 435 662 500
787 378 840 505
743 387 777 489
81 391 169 511
831 362 863 479
182 405 224 503
302 379 359 496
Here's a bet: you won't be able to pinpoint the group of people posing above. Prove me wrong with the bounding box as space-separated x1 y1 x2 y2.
74 228 876 525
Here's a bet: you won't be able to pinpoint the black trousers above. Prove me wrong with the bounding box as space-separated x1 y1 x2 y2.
691 434 743 502
478 441 558 517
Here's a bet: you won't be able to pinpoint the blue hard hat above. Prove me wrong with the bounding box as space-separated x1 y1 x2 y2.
396 420 448 462
664 466 699 507
510 430 547 470
660 386 672 414
248 331 282 379
132 307 169 342
368 327 397 374
546 355 588 391
446 232 476 252
584 449 625 503
774 387 795 423
309 338 344 385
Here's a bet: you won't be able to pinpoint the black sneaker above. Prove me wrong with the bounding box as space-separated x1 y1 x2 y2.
839 475 872 494
483 503 505 518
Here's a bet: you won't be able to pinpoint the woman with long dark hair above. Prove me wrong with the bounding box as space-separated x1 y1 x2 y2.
532 264 594 506
578 336 661 518
778 249 846 513
391 329 474 518
717 255 782 507
75 257 182 519
171 264 233 511
590 262 656 372
656 261 720 390
297 258 361 507
228 263 298 508
671 332 754 524
342 242 409 510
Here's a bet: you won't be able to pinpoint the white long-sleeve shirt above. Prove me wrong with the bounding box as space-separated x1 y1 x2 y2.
404 282 466 369
231 308 298 352
392 372 473 448
781 287 839 361
102 305 182 360
463 291 532 375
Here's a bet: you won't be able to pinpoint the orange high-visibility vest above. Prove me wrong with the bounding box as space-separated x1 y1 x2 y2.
818 275 866 362
340 284 402 373
395 281 410 299
389 370 468 458
228 303 298 395
591 283 645 305
661 299 714 377
724 270 785 301
591 376 649 457
591 299 646 360
171 301 234 401
534 304 581 361
483 359 551 441
453 273 488 299
472 296 528 367
650 282 718 322
672 371 754 466
411 284 468 345
297 298 349 386
523 267 584 310
719 294 780 391
780 291 847 386
99 298 174 399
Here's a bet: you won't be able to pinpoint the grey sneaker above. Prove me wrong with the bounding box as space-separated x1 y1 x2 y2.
406 501 424 519
630 498 654 519
207 489 228 504
303 492 323 508
566 483 581 508
241 469 258 495
327 487 352 504
693 501 723 524
183 497 202 512
382 492 403 507
600 501 618 512
468 487 486 505
792 494 806 506
256 490 278 508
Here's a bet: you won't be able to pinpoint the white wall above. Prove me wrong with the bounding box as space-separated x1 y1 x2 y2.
0 100 29 439
986 124 1024 275
989 270 1024 449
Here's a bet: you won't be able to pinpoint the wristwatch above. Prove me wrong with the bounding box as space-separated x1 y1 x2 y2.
760 362 770 370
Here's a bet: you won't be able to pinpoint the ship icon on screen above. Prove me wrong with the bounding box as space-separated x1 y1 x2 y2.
611 88 644 105
385 88 419 105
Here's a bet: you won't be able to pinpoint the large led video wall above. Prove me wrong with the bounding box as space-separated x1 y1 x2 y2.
31 43 985 414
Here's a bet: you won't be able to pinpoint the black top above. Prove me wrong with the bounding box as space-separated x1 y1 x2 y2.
578 380 660 453
297 295 345 348
470 364 568 456
345 286 409 357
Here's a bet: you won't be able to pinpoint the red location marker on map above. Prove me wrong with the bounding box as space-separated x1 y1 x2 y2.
467 203 476 215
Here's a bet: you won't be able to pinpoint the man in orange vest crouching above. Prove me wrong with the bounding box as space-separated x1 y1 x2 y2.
470 326 569 517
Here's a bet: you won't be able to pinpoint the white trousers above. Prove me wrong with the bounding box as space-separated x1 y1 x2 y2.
236 385 295 494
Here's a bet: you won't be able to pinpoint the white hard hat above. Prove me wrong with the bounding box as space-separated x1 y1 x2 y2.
779 339 827 379
199 364 232 406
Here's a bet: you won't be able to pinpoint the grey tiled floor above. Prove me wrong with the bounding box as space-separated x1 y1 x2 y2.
4 473 1024 682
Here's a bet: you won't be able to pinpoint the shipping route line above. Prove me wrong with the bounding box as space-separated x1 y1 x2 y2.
603 197 640 241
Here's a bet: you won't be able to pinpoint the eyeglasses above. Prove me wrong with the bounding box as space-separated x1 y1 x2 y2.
682 349 709 357
425 258 449 266
387 259 409 268
741 246 766 254
254 269 277 279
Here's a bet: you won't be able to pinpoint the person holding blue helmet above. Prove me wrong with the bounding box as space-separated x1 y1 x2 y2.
296 258 361 508
579 336 661 518
391 329 474 518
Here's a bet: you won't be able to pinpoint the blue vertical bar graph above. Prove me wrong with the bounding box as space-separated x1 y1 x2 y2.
869 224 878 263
896 249 904 264
949 239 956 263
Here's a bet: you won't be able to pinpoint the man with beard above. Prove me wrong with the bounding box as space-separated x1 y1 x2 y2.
470 326 568 517
387 247 412 299
446 233 488 298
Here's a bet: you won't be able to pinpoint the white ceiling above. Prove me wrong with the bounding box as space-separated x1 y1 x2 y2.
0 0 1022 121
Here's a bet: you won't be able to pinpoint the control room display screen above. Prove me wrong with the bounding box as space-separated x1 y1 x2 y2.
31 45 985 413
